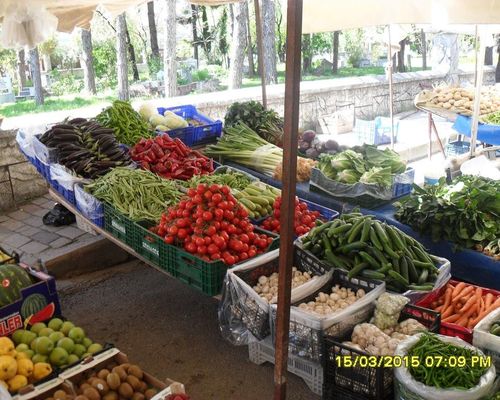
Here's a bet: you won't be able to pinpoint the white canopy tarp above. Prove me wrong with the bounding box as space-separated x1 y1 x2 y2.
302 0 500 34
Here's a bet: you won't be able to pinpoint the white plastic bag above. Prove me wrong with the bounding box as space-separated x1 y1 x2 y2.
394 334 496 400
1 0 58 49
49 164 89 191
473 307 500 373
74 184 104 221
16 128 35 159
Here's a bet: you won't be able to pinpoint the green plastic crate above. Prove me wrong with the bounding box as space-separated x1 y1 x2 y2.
103 203 135 247
132 221 173 271
170 227 279 296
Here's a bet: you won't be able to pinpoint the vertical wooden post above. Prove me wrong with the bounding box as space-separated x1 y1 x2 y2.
116 13 129 101
387 25 395 150
273 0 302 399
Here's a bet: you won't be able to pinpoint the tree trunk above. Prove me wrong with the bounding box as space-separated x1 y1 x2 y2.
116 13 129 100
228 0 247 89
191 5 199 65
81 29 97 95
16 50 27 91
397 39 406 72
332 31 339 74
124 18 140 82
29 47 44 105
302 34 312 73
200 6 212 63
42 54 52 72
421 29 427 69
496 48 500 83
164 0 177 97
147 1 160 58
261 0 277 84
245 1 255 77
485 46 493 65
229 4 234 37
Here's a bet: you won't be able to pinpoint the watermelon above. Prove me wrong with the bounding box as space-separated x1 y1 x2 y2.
27 302 55 324
0 264 33 308
20 293 48 319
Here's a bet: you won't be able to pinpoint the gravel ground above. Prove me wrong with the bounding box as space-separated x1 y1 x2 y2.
57 260 321 400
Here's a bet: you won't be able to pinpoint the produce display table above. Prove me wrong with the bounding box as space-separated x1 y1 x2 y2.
48 188 222 300
372 202 500 290
453 114 500 145
224 162 499 290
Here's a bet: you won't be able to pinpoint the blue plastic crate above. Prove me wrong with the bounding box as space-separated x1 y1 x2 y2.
354 117 399 146
156 105 222 146
302 198 339 221
52 183 76 205
392 167 415 198
33 157 51 181
75 185 104 228
445 140 470 157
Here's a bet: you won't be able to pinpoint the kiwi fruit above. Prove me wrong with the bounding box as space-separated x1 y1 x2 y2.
137 381 147 394
83 387 101 400
113 367 128 382
106 362 118 370
144 389 157 400
54 390 67 400
120 363 131 371
127 366 143 380
102 392 119 400
80 383 92 392
126 376 141 391
118 383 133 399
131 393 144 400
97 369 110 380
92 378 109 395
106 372 121 390
75 396 90 400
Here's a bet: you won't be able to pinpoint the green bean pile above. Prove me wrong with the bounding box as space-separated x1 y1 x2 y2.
185 171 253 191
483 110 500 125
96 100 153 146
85 167 182 221
407 333 490 390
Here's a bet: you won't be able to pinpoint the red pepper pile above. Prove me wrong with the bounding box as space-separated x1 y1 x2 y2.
130 134 213 180
153 184 274 265
261 196 322 236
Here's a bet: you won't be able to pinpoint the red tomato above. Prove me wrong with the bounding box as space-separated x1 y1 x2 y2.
210 252 221 260
220 231 230 241
197 184 207 194
177 228 188 240
186 242 197 253
224 254 236 265
202 211 213 221
195 217 204 226
178 200 187 209
240 233 249 244
197 245 207 255
206 226 216 236
165 235 174 244
187 188 196 198
248 249 256 257
207 244 218 255
193 194 203 204
219 201 228 210
204 236 212 245
209 184 220 193
227 224 237 234
212 193 223 204
221 186 230 195
240 252 249 261
195 237 205 247
168 226 178 235
214 209 224 221
204 190 213 200
182 209 191 218
223 210 234 220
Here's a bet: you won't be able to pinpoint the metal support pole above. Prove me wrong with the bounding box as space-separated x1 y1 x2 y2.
470 27 486 157
254 0 267 108
387 25 395 150
273 0 302 398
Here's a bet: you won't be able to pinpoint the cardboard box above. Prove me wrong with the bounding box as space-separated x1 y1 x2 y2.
0 264 61 336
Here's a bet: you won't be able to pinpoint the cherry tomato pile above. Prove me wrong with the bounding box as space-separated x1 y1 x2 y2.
153 184 274 265
130 134 213 180
261 196 322 236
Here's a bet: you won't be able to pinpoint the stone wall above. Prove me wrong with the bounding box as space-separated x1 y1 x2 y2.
0 130 47 211
155 67 496 128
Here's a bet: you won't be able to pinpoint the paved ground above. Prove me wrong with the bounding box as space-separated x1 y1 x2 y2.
0 193 99 266
57 260 320 400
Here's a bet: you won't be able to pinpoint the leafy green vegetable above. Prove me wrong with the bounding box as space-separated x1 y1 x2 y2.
316 145 406 188
395 175 500 253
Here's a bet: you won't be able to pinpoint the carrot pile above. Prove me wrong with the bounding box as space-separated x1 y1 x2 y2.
428 281 500 329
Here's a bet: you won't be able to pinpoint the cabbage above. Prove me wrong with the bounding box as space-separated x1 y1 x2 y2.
337 169 361 184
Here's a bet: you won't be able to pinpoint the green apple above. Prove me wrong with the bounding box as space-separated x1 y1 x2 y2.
20 331 37 346
68 327 85 344
34 336 54 355
47 318 64 331
22 349 35 359
87 343 103 354
67 354 80 365
82 338 92 348
72 344 86 358
49 332 65 344
32 354 48 363
12 330 27 345
15 344 29 352
30 323 46 335
49 347 69 367
38 327 54 337
57 338 75 354
60 321 75 336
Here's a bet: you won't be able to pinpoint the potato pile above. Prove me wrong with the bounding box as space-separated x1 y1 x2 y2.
419 85 500 116
297 285 365 315
252 267 312 303
44 363 158 400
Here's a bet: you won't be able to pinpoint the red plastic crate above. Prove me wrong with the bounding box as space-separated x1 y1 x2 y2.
416 279 500 343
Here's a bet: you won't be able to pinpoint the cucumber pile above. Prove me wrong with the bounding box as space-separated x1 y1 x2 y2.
489 321 500 336
301 213 442 293
233 183 280 220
